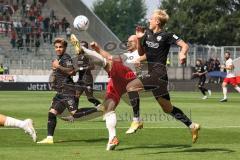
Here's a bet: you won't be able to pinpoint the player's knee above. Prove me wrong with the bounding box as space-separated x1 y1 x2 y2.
222 82 227 87
49 109 58 115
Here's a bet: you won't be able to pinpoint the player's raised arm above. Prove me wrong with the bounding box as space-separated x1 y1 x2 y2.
176 40 189 65
136 26 146 56
90 42 112 59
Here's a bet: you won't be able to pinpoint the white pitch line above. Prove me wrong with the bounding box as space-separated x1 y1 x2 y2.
1 126 240 130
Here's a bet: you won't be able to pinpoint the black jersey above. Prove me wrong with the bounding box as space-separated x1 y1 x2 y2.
195 64 208 78
73 54 94 85
52 53 74 94
142 29 180 70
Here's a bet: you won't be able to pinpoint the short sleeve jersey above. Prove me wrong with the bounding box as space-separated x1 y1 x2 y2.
225 58 235 78
195 64 208 78
53 53 74 94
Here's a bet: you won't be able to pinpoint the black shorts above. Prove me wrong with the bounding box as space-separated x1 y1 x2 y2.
50 94 77 114
139 68 170 100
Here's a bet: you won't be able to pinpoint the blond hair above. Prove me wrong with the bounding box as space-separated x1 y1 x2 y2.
54 37 68 48
153 9 169 27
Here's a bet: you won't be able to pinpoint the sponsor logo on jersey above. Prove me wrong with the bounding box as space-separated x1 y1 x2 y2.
146 41 159 48
66 60 72 66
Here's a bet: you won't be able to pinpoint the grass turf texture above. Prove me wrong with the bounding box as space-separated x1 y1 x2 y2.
0 91 239 160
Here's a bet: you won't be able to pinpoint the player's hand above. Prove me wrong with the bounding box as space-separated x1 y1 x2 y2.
90 41 100 52
136 26 145 39
52 59 60 69
134 58 141 67
179 54 186 65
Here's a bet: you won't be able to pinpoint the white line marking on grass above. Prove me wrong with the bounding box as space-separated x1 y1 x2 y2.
1 126 240 130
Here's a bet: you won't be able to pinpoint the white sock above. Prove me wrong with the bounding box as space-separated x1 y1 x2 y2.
82 47 107 67
4 117 25 128
234 86 240 93
189 122 195 129
222 86 227 99
133 117 140 122
47 136 53 139
104 111 117 142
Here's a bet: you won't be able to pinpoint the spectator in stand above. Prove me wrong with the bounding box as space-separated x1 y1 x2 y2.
17 36 23 50
0 64 4 75
61 17 67 32
3 64 9 74
10 30 16 48
25 33 30 51
66 26 71 40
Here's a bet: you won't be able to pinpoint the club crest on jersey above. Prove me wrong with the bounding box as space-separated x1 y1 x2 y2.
156 36 162 41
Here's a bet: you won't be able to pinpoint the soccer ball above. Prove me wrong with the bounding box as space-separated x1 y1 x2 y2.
73 15 89 31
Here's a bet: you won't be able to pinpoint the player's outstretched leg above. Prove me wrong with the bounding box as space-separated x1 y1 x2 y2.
1 115 37 142
70 34 83 54
170 106 200 143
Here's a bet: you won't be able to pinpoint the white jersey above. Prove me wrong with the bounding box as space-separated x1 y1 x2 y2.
225 58 235 78
121 50 140 72
123 50 140 63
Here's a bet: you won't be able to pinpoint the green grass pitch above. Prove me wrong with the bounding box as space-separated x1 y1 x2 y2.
0 91 240 160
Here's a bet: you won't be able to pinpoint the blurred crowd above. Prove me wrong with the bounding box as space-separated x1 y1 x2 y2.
0 0 72 53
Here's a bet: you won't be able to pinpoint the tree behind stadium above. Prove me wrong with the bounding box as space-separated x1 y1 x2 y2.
161 0 240 46
93 0 146 42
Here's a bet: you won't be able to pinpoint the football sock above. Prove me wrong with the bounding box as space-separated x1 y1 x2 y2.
73 108 98 118
47 112 57 136
234 86 240 93
82 47 107 67
223 86 227 99
75 96 79 107
88 97 101 106
128 91 140 118
133 117 140 122
104 111 117 141
199 86 207 95
4 117 25 128
170 106 192 127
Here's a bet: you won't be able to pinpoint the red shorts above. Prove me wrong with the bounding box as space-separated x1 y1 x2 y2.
223 77 237 86
105 60 136 105
236 76 240 84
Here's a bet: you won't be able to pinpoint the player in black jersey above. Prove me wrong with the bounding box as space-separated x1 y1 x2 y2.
37 38 101 144
192 59 211 99
73 41 101 107
125 9 200 143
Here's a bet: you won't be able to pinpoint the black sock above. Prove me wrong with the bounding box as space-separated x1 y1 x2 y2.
73 107 98 118
75 97 79 107
47 112 57 136
170 106 192 127
128 91 140 118
199 87 208 95
88 98 101 106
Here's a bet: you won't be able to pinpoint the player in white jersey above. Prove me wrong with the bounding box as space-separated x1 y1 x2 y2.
0 114 37 142
220 51 240 102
